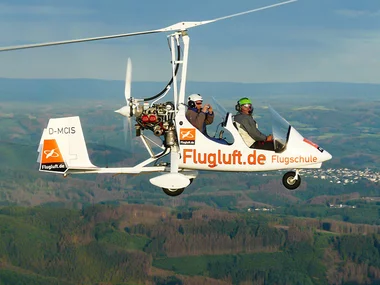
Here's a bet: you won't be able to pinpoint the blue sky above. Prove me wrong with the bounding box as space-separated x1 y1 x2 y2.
0 0 379 83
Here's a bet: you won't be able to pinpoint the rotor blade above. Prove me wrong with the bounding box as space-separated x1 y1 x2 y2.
160 0 297 31
125 58 132 102
202 0 297 26
0 30 162 52
0 0 297 52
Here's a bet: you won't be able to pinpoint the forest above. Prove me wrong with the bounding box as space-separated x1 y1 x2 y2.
1 204 380 284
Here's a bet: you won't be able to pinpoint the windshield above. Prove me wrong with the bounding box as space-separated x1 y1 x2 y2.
269 106 291 152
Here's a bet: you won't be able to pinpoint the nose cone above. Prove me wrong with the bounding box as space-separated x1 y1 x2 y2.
322 149 332 162
115 105 129 117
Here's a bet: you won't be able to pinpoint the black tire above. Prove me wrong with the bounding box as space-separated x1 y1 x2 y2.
162 188 185 197
282 171 301 190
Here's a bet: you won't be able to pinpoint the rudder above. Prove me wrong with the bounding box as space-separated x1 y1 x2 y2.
38 116 95 173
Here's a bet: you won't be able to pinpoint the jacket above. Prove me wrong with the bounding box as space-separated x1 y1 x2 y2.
185 107 214 135
234 113 267 146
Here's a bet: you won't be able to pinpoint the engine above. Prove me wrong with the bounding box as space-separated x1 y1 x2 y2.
135 102 177 147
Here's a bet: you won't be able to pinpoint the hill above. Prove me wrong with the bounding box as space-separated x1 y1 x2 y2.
1 78 380 103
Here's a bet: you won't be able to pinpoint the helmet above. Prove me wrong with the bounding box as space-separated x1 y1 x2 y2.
188 94 203 102
188 94 203 108
235 97 253 113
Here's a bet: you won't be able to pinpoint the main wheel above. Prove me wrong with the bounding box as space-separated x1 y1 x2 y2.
162 188 185 197
282 171 301 190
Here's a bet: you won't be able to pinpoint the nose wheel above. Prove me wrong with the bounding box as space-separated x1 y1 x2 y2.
162 178 194 196
162 188 185 196
282 170 301 190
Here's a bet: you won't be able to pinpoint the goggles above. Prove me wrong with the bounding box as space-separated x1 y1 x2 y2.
242 104 252 109
195 101 203 105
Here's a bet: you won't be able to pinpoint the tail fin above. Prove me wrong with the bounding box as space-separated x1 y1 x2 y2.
38 116 96 173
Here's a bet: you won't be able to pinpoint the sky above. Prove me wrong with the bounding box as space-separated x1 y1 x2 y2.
0 0 379 83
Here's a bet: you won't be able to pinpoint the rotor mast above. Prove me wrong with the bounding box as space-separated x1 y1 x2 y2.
178 31 190 111
167 30 190 112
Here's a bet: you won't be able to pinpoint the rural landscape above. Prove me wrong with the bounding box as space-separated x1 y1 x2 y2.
0 78 379 284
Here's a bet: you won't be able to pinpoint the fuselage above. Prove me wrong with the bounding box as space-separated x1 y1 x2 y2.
176 109 332 172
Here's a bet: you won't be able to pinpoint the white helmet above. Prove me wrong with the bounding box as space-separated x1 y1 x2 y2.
188 94 203 102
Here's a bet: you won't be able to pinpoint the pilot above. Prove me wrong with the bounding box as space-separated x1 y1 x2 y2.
186 93 214 136
234 97 274 150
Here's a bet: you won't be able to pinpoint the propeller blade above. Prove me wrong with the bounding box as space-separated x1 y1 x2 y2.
125 58 132 103
128 117 134 152
0 0 297 52
114 58 133 117
123 117 128 146
123 117 135 152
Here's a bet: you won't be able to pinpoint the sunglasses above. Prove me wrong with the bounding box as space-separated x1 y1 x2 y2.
242 104 252 108
195 101 203 105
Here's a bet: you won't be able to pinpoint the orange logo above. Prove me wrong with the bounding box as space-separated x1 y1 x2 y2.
180 128 196 145
41 139 64 164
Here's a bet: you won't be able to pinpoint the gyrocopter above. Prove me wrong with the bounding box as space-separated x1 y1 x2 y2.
0 0 332 196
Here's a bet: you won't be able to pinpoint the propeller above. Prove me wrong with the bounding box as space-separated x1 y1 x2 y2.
0 0 297 52
115 58 135 151
123 115 135 151
115 58 133 117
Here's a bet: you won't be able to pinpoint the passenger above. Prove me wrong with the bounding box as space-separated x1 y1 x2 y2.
186 94 214 136
186 93 228 144
234 97 274 151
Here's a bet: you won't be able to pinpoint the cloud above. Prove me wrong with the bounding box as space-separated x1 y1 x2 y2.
335 9 380 18
0 3 95 16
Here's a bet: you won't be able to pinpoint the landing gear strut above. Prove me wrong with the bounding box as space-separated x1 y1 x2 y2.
282 170 301 190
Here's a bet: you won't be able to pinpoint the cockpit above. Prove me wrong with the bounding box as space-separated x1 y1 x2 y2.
211 106 291 153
